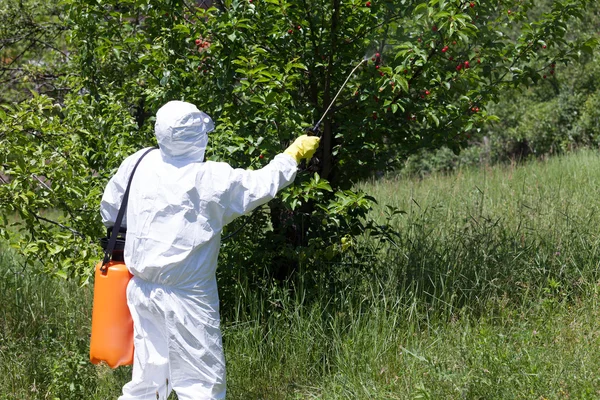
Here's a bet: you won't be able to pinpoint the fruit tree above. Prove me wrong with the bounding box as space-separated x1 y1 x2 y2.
0 0 596 284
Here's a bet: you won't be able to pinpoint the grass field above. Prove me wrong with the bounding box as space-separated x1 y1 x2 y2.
3 150 600 399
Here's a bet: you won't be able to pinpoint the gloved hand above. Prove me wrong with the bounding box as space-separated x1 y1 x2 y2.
283 135 320 163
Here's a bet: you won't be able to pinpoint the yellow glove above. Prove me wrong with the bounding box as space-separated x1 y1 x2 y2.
283 135 320 163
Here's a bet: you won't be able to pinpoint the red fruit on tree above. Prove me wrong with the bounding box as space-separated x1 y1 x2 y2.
452 40 457 45
366 1 371 6
371 57 376 61
379 71 384 76
375 65 380 69
456 64 462 71
442 46 449 53
425 90 430 95
543 75 547 79
195 39 201 45
470 2 475 7
288 29 293 34
449 56 454 61
259 154 264 159
507 10 512 14
542 44 547 49
464 61 470 69
432 25 438 32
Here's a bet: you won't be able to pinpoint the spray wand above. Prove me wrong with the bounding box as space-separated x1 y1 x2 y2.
308 57 368 136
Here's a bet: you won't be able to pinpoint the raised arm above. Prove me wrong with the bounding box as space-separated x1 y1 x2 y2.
221 135 320 225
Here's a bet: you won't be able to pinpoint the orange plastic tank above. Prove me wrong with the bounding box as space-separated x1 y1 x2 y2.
89 260 134 368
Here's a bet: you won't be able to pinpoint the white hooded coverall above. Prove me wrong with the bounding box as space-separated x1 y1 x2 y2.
100 101 298 399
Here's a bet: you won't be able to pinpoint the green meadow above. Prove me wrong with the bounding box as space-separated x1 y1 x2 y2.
4 150 600 399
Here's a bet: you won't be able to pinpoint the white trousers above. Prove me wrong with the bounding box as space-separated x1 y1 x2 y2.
118 277 226 400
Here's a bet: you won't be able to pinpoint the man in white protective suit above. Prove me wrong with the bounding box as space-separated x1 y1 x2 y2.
100 100 320 399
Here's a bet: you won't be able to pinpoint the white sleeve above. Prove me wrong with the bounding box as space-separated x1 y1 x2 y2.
99 148 152 228
221 153 298 226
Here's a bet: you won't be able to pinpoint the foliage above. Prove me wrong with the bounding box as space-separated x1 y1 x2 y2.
0 0 597 284
398 144 484 176
0 0 68 104
386 53 600 176
0 95 139 280
426 0 600 173
483 54 600 162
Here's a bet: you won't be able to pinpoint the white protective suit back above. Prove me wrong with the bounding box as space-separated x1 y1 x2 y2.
100 101 298 399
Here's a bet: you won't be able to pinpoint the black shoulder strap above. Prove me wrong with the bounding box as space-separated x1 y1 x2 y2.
101 147 157 270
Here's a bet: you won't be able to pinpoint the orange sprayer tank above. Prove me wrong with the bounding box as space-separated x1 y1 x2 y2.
89 260 134 368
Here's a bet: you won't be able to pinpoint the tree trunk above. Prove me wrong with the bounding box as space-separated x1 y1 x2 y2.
321 0 340 181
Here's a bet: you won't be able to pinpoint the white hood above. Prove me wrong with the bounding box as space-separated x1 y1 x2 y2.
154 100 215 161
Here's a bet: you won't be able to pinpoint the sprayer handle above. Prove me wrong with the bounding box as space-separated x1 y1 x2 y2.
305 124 320 137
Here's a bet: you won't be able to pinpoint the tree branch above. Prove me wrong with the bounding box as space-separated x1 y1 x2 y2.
34 214 85 238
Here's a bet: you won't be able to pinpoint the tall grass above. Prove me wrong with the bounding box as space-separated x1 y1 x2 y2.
3 150 600 399
0 244 130 399
227 149 600 398
358 150 600 313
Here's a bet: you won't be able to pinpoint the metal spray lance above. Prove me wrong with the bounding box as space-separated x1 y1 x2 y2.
308 57 368 135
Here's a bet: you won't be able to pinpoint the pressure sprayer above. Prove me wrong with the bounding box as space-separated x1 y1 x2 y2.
89 147 157 368
308 57 369 136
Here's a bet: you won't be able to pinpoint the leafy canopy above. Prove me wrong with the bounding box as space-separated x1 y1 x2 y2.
0 0 596 282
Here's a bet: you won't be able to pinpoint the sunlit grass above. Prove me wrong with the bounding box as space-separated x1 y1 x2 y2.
4 150 600 399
